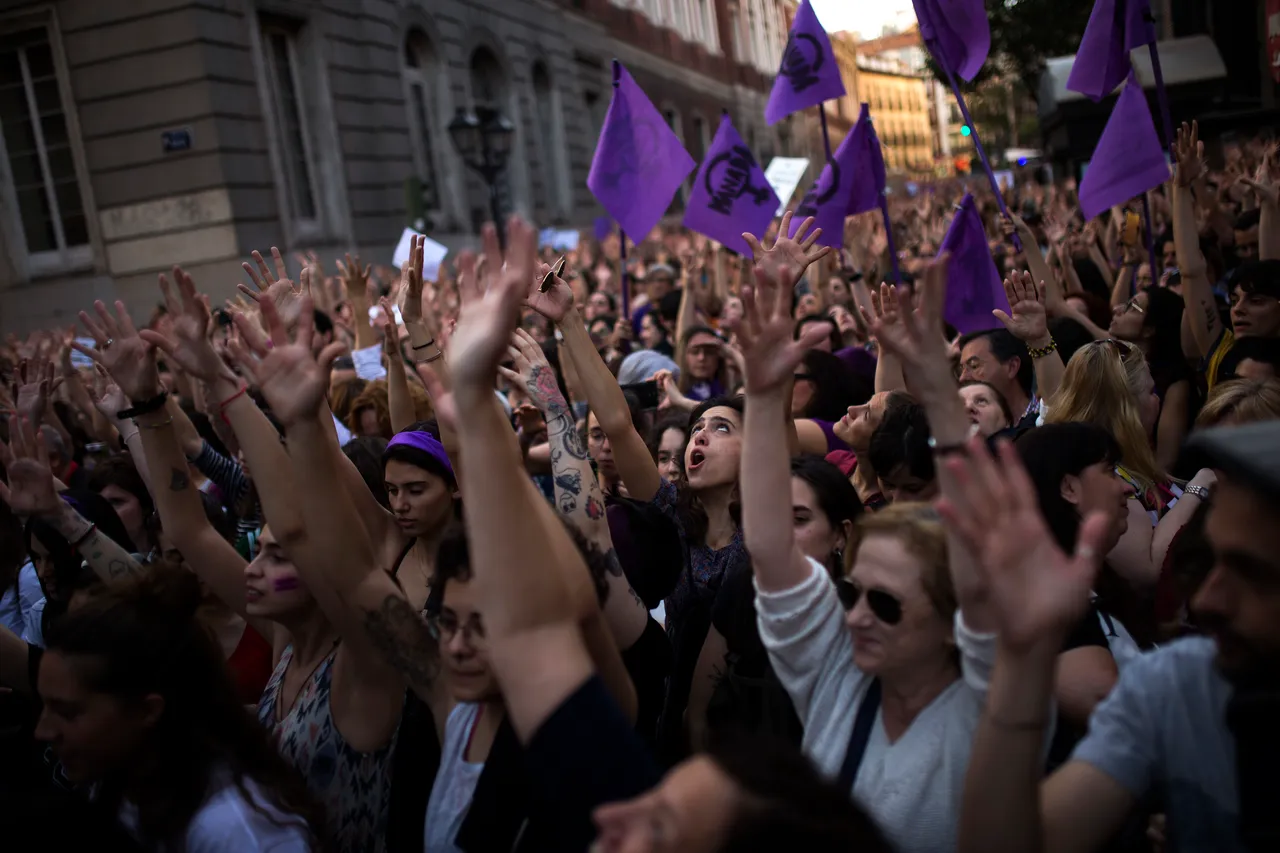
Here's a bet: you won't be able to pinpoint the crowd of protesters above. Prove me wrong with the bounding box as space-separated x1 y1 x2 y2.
0 119 1278 853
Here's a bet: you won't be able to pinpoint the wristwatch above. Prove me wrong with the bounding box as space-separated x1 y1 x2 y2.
1184 484 1211 502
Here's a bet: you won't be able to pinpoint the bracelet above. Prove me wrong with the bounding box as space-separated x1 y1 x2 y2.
411 339 438 351
69 522 97 549
1027 338 1058 359
1184 484 1211 502
420 350 445 364
119 430 140 444
927 435 968 456
116 391 168 420
137 415 175 429
218 384 249 410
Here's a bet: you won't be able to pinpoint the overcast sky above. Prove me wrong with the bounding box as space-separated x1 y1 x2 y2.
809 0 917 37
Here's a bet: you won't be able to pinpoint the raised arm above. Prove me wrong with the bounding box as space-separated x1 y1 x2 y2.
993 271 1065 405
500 328 648 649
1238 148 1280 261
1 414 144 583
439 218 630 740
936 441 1130 853
1171 122 1222 359
530 267 663 502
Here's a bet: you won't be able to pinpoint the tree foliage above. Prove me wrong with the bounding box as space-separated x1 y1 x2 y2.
926 0 1096 99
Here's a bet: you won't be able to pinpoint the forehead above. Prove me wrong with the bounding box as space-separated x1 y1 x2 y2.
384 458 444 484
694 405 741 428
961 337 993 359
791 476 820 507
441 575 480 613
659 425 686 446
37 650 86 698
960 384 993 403
849 534 924 595
1206 480 1280 563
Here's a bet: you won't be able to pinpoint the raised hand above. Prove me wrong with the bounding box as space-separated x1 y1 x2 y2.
89 365 129 424
935 437 1108 652
498 328 567 415
74 299 161 403
730 260 830 396
10 357 62 425
742 211 831 293
399 235 426 323
139 267 238 384
336 252 374 306
0 415 63 517
225 291 346 428
1172 121 1204 188
857 281 904 346
1237 144 1279 208
239 247 309 330
992 270 1049 345
446 218 538 399
524 261 576 324
867 254 951 372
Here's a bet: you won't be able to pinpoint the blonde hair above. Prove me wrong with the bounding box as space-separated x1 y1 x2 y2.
844 502 956 622
1196 378 1280 428
1046 339 1165 493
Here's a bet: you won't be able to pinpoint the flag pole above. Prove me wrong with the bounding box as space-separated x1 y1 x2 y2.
1143 14 1174 147
818 105 834 164
619 229 630 324
935 53 1022 253
1140 194 1158 295
878 195 901 284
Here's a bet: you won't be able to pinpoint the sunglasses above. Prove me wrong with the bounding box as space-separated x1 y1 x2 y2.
835 579 903 625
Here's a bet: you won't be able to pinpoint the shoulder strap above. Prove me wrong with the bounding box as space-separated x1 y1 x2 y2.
837 678 881 790
390 536 417 579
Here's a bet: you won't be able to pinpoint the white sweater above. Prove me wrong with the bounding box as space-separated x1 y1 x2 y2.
755 557 997 853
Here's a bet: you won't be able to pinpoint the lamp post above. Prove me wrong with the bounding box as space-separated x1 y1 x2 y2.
447 105 515 248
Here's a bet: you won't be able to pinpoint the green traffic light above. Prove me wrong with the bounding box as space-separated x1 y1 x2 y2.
960 125 972 137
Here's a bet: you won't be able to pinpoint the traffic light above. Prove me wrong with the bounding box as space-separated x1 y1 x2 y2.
960 125 972 137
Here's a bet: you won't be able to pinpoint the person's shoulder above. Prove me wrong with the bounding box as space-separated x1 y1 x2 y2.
1118 636 1221 695
186 776 313 853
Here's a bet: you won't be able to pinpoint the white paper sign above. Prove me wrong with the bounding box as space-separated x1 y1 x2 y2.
539 229 581 251
351 342 387 381
70 337 97 369
764 157 811 216
392 227 448 282
367 305 403 326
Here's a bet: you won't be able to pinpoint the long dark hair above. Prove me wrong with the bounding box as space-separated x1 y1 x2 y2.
790 455 862 578
676 396 744 546
795 349 872 421
44 568 327 849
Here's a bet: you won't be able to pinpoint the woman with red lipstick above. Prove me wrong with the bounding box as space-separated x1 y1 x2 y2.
737 252 1002 851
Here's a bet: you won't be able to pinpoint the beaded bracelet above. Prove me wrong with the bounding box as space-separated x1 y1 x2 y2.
1027 337 1058 359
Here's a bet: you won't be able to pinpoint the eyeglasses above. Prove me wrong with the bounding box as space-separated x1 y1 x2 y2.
835 579 903 625
793 372 816 382
1122 296 1145 315
426 611 485 643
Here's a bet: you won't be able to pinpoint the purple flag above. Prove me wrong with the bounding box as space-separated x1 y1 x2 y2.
1067 0 1154 101
912 0 990 82
1078 73 1169 221
588 62 695 241
787 129 859 250
683 115 779 255
765 0 846 126
939 194 1008 334
847 104 886 216
593 216 612 241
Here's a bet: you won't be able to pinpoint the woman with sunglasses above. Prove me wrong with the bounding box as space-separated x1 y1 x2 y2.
1045 339 1215 592
736 254 999 852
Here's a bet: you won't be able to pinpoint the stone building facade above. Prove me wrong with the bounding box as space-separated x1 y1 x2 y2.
0 0 810 334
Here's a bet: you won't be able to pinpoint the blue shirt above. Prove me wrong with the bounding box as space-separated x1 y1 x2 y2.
1072 637 1245 853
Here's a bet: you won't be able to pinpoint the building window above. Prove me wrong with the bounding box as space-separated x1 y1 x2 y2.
532 62 564 216
260 20 319 224
0 26 90 272
403 30 442 212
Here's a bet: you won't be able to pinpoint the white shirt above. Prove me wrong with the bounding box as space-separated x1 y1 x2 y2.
755 557 997 853
118 775 313 852
0 562 43 643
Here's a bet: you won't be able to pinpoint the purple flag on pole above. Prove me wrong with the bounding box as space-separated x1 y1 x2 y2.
847 104 886 216
1078 73 1169 221
788 130 859 250
588 62 695 241
593 216 612 241
683 115 779 255
912 0 990 82
765 0 846 126
939 194 1008 334
1067 0 1154 101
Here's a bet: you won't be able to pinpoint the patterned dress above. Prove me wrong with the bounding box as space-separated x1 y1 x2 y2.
260 645 398 853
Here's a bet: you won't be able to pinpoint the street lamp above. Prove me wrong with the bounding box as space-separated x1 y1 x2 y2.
448 105 515 247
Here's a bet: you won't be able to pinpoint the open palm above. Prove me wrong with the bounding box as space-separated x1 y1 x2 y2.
935 439 1106 651
0 415 63 517
240 247 310 330
733 262 829 395
742 210 830 293
139 267 235 383
992 271 1048 344
75 300 161 403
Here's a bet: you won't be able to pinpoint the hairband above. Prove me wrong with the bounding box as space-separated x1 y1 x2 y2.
386 431 455 482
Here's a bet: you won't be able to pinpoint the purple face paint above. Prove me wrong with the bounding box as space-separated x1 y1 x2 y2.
272 577 301 592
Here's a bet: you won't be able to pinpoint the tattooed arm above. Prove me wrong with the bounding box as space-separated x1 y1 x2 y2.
501 330 649 649
44 500 144 582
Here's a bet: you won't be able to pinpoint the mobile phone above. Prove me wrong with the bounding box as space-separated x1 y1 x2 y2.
620 380 660 410
214 308 232 327
540 257 567 292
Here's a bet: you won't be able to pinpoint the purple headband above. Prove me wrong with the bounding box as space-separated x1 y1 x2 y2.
386 431 455 482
